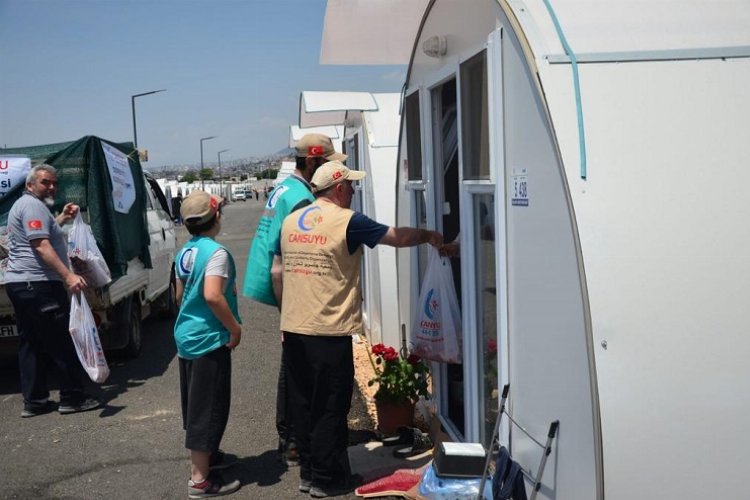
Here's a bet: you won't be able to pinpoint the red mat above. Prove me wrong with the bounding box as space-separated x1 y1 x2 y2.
355 467 426 498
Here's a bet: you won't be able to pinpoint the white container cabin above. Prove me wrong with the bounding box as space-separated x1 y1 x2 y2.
322 1 750 499
298 91 402 348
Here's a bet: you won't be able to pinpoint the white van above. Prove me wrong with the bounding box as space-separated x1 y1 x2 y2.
232 186 246 202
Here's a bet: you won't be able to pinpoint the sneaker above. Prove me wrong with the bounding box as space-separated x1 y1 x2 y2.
21 401 56 418
188 474 241 499
209 450 236 471
299 478 312 493
309 475 361 498
58 396 101 415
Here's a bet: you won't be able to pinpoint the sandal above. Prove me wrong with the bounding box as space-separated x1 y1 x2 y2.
393 428 433 458
381 426 413 447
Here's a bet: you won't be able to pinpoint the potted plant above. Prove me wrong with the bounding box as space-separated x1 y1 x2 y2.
368 343 430 434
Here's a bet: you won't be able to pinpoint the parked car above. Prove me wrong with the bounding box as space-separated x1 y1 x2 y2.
232 187 246 202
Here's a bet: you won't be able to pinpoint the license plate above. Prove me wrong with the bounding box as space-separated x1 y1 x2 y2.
0 324 18 337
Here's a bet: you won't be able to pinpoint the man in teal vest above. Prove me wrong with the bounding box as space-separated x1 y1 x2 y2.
241 133 346 466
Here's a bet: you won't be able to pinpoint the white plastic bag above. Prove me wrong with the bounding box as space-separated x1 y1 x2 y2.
68 212 111 288
410 247 462 363
69 292 110 383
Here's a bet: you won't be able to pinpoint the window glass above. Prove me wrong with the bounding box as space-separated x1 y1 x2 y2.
405 92 423 180
472 193 497 444
460 51 490 180
144 179 154 209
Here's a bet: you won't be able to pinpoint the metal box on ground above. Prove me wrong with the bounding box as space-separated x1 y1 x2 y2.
433 442 487 478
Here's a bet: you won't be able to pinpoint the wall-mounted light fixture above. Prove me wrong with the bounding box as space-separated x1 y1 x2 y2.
423 36 447 58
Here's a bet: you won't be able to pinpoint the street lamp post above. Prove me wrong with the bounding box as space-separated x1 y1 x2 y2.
200 136 217 191
217 149 229 197
131 89 166 149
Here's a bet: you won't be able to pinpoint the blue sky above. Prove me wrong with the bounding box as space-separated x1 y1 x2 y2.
0 0 405 167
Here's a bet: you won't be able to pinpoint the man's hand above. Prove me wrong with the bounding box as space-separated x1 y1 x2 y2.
226 325 242 349
427 231 443 248
439 240 460 257
65 272 87 294
57 203 79 225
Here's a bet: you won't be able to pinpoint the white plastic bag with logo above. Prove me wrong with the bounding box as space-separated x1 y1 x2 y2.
410 247 462 363
69 292 110 383
68 212 111 288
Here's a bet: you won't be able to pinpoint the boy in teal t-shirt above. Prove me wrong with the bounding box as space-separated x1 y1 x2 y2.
174 191 242 499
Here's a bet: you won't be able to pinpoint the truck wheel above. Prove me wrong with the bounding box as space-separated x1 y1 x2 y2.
121 297 143 358
162 272 179 319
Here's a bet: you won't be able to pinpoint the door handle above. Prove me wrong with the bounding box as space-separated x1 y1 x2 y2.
162 228 166 240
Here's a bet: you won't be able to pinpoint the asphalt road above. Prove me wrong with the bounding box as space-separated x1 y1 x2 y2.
0 198 372 499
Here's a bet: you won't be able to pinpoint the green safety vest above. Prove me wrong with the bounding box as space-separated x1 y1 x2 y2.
242 176 314 305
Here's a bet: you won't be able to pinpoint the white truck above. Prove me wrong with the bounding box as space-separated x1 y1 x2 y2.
0 138 177 359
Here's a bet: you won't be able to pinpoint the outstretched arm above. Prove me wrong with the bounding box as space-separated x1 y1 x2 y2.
378 227 443 248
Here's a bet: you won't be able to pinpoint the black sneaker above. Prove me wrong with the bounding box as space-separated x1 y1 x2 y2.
21 401 56 418
188 474 241 499
58 396 101 415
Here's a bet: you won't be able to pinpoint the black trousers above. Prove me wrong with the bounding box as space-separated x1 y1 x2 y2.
283 332 353 486
179 346 232 452
276 344 294 444
6 281 86 407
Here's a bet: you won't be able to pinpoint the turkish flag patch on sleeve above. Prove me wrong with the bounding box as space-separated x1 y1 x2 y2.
27 220 43 230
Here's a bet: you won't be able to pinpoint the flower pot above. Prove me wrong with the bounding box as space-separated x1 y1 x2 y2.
375 400 415 435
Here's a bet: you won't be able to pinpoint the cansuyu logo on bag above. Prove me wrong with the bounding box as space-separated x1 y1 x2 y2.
420 288 441 335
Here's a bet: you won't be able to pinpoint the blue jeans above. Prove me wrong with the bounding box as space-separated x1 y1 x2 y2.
6 281 86 407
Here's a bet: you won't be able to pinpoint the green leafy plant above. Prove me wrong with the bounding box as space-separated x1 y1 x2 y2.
368 343 430 404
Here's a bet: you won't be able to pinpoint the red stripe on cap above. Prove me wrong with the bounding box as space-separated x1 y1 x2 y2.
308 145 324 156
332 170 343 180
210 197 218 210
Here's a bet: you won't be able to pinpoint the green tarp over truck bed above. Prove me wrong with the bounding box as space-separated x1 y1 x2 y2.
0 136 151 280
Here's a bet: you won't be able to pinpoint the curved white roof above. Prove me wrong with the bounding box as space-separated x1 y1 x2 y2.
511 0 750 61
321 0 750 65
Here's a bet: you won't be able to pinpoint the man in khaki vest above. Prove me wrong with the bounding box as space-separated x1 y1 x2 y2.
271 161 442 498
